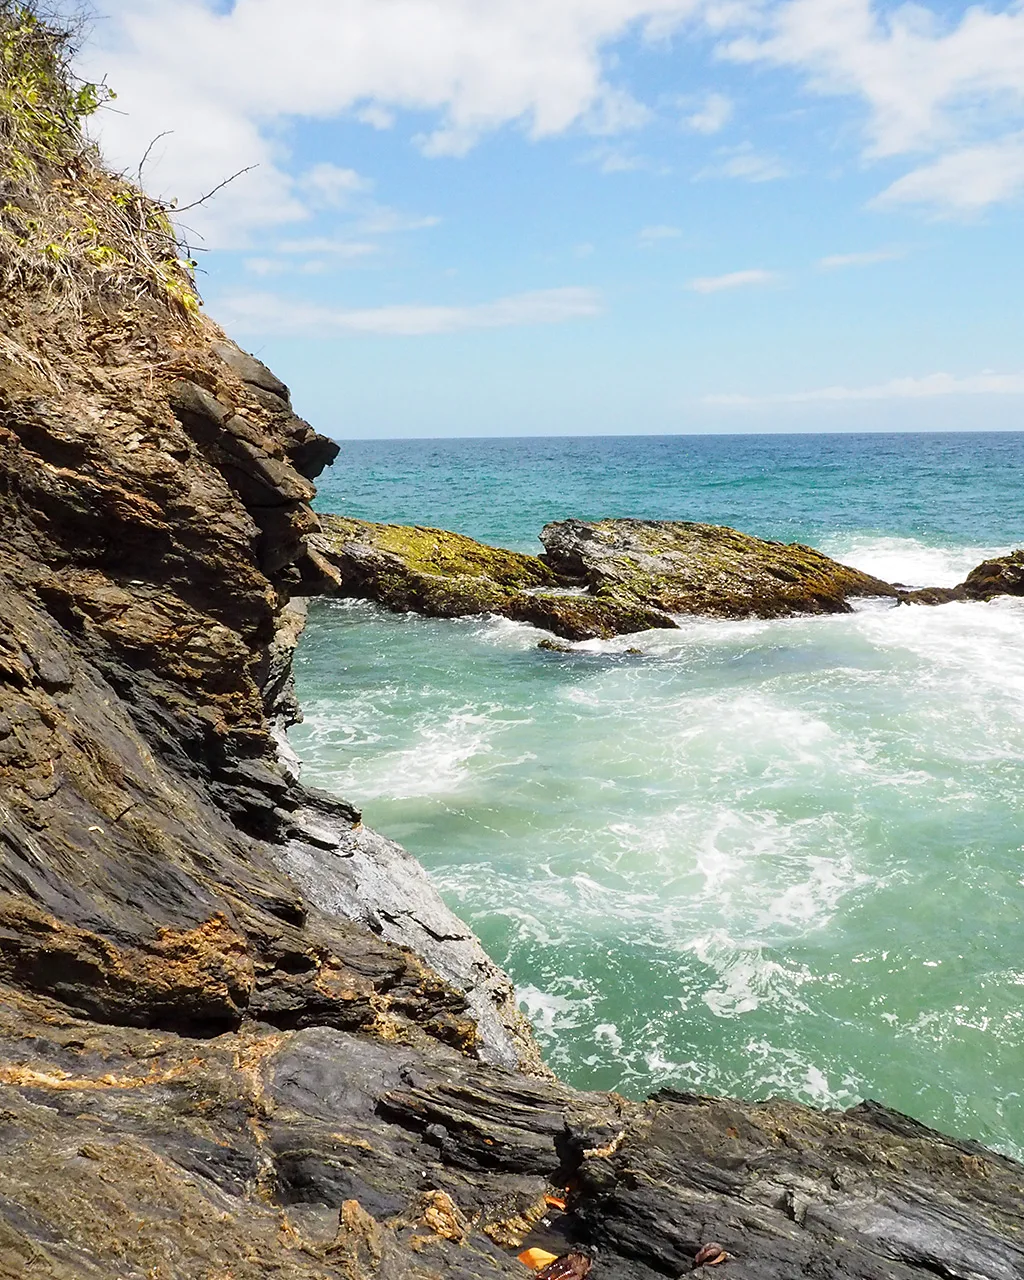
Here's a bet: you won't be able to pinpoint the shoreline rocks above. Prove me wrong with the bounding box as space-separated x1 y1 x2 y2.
540 518 898 619
315 515 900 640
899 549 1024 606
3 18 1021 1272
4 321 1023 1274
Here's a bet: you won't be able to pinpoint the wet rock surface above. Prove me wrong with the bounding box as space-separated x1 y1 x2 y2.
899 550 1024 606
316 516 898 641
1 986 1022 1279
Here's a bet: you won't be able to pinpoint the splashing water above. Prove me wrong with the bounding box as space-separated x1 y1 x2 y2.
293 433 1024 1158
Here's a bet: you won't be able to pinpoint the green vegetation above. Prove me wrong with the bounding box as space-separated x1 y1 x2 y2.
316 516 678 640
322 517 558 589
0 0 199 318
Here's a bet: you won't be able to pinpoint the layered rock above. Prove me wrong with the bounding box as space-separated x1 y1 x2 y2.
316 515 897 641
3 986 1022 1279
0 298 541 1046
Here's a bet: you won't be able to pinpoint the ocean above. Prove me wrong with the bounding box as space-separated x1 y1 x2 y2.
291 432 1024 1158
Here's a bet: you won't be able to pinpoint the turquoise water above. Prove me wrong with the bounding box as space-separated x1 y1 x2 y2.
293 433 1024 1157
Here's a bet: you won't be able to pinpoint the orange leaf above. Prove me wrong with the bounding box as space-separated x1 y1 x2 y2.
519 1247 559 1270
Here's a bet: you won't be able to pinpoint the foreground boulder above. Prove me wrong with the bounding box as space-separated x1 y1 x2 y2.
316 515 898 640
900 550 1024 606
3 990 1023 1278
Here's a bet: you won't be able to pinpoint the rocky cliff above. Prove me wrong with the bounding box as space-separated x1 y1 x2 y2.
1 10 1022 1279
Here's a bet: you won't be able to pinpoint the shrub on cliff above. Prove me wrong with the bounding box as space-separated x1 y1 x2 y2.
0 0 199 319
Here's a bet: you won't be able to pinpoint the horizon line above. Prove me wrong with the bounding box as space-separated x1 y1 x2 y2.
324 426 1024 443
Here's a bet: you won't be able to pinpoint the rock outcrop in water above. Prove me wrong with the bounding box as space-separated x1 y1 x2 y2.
315 516 673 640
899 550 1024 606
539 519 898 619
316 515 897 640
1 11 1022 1276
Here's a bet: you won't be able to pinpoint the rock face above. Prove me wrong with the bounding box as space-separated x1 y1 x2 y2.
316 516 897 641
900 550 1024 606
3 992 1023 1279
540 519 898 620
4 309 1020 1280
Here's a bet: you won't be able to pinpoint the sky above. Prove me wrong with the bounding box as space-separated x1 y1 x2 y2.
77 1 1024 438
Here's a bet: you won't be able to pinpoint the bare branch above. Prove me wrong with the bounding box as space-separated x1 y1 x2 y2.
136 130 172 181
172 165 257 214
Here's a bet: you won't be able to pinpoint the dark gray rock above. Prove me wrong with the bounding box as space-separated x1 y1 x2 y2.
277 807 544 1074
212 339 291 399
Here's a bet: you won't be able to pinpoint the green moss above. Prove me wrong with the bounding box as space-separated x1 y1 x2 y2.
560 519 896 619
318 515 897 640
321 517 557 589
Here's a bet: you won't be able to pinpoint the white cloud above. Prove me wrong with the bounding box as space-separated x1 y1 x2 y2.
243 257 284 277
300 163 372 208
817 248 903 268
74 0 1024 246
872 134 1024 213
79 0 705 244
716 0 1024 211
583 144 667 174
689 268 780 292
705 370 1024 405
638 224 683 245
356 209 443 234
696 142 789 182
275 238 379 257
684 91 734 134
216 286 605 337
356 104 396 130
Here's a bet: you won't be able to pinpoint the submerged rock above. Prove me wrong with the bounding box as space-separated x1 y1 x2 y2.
541 518 898 619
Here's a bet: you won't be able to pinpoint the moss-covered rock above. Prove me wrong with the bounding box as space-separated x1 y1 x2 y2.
316 515 551 609
315 516 677 640
962 549 1024 600
315 515 899 638
541 518 897 619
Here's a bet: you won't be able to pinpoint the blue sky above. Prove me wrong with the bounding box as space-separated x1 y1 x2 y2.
81 1 1024 438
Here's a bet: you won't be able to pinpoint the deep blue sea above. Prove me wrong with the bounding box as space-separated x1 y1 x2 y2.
292 432 1024 1157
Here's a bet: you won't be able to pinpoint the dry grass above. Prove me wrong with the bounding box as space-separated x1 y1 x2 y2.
0 0 200 321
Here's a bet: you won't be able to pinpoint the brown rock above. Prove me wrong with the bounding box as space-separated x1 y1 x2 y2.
541 518 898 619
